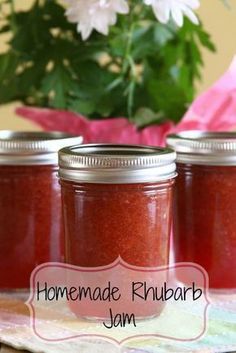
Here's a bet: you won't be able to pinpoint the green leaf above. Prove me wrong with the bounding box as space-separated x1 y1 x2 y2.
0 0 217 124
220 0 231 9
132 107 165 128
41 64 77 109
0 24 10 34
68 98 96 116
197 29 216 52
68 60 121 117
0 52 18 81
10 3 52 54
146 77 188 122
153 23 175 46
17 62 47 93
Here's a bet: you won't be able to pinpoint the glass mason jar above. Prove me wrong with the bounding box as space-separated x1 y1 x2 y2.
0 131 82 290
167 131 236 290
59 144 176 268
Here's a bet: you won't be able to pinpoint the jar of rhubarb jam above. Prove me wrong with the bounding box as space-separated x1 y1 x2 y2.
59 144 176 268
167 131 236 290
0 131 82 290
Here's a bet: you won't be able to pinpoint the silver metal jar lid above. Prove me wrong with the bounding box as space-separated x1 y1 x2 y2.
59 144 177 184
167 131 236 165
0 131 83 165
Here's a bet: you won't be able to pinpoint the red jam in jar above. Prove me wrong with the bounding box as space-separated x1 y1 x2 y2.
0 131 82 289
167 131 236 290
59 144 176 268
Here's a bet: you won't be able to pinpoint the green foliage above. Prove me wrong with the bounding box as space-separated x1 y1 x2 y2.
220 0 231 9
0 0 216 126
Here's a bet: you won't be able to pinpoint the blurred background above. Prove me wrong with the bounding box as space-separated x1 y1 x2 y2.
0 0 236 131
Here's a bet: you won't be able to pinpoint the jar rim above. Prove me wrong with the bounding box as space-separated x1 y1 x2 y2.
0 130 83 165
167 130 236 166
59 144 177 184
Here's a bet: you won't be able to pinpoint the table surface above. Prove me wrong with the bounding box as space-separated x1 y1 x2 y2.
0 343 235 353
0 345 28 352
0 294 235 353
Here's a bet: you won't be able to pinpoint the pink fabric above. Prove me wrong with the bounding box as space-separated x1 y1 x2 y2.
16 57 236 146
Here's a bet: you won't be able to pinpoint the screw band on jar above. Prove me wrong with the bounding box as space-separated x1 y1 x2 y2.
59 144 177 184
167 131 236 166
0 131 83 165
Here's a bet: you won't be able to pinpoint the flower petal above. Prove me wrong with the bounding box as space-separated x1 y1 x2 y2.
152 1 171 24
111 0 129 14
171 6 184 26
65 0 129 40
145 0 200 26
182 0 200 10
180 3 199 25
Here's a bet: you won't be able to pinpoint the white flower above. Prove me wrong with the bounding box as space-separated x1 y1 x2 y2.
65 0 129 40
144 0 200 27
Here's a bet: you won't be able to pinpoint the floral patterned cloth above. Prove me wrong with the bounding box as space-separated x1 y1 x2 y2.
0 291 235 353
